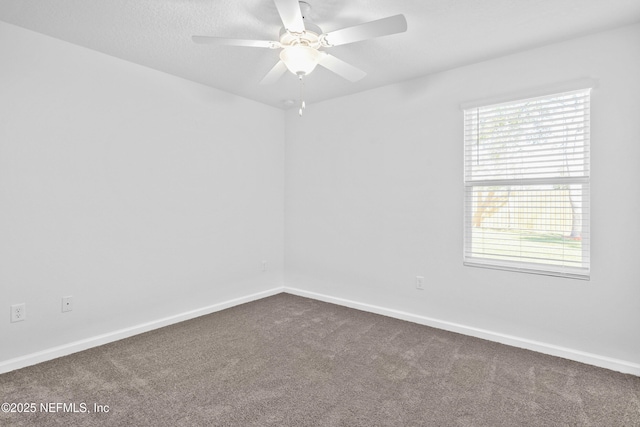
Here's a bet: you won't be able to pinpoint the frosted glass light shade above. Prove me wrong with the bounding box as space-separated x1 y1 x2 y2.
280 45 320 76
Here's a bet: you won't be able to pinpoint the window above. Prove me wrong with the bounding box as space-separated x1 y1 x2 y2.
463 88 590 279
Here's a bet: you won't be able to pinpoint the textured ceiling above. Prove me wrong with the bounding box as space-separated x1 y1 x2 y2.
1 0 640 109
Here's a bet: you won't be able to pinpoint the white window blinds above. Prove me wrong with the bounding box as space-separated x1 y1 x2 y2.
463 89 590 279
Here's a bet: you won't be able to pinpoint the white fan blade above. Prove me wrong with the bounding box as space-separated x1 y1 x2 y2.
192 36 277 48
322 14 407 47
260 61 288 85
318 53 366 82
273 0 305 33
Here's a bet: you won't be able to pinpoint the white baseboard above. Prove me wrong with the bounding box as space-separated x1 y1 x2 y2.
0 286 284 375
4 284 638 377
284 286 640 377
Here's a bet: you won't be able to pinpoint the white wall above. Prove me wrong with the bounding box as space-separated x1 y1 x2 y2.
284 24 640 368
0 22 284 363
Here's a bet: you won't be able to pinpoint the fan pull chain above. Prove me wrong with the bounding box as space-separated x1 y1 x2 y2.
298 74 306 117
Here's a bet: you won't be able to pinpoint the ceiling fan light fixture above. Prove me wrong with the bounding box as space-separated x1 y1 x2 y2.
192 0 408 114
280 45 320 76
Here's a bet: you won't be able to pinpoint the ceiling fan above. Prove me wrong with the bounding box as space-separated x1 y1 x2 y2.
192 0 407 114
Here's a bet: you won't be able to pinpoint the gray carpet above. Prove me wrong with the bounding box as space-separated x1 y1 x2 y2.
1 293 639 426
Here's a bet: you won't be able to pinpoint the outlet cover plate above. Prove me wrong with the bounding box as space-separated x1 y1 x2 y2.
62 296 73 312
11 303 26 322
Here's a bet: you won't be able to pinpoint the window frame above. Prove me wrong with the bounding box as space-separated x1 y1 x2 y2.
462 87 591 280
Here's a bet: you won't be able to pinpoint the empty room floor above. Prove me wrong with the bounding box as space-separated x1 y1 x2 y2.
1 293 639 426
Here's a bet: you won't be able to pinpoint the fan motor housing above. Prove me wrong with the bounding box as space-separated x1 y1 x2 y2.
279 22 322 49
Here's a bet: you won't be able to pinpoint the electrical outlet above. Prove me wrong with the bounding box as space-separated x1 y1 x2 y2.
11 303 26 322
416 276 425 290
62 296 73 313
